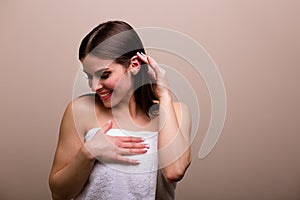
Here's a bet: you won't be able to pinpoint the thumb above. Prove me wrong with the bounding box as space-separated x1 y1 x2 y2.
101 120 112 134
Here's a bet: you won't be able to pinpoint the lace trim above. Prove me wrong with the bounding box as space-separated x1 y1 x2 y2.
128 172 157 200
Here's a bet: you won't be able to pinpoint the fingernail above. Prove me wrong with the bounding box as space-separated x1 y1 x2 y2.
142 149 148 153
141 52 146 56
145 144 150 149
108 120 112 124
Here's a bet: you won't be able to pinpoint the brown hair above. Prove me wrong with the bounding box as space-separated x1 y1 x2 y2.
79 20 158 116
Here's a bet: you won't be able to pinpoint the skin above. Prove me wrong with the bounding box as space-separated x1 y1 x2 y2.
49 53 191 200
136 53 191 181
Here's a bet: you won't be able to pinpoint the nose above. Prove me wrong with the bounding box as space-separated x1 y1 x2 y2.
89 76 103 92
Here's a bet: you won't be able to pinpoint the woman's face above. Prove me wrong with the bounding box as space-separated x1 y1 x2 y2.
82 55 134 108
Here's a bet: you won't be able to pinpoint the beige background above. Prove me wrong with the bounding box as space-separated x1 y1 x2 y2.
1 0 300 199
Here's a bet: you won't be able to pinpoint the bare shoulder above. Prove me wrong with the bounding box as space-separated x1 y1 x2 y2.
50 94 98 176
71 93 98 110
65 94 99 136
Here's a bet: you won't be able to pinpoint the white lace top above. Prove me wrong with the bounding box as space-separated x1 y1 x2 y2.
74 128 159 200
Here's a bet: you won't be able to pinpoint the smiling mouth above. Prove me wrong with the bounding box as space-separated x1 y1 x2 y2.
98 91 113 101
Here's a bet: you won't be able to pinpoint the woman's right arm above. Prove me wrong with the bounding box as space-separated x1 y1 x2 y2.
49 100 149 199
49 102 95 200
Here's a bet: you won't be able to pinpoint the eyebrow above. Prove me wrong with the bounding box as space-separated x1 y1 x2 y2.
83 67 109 75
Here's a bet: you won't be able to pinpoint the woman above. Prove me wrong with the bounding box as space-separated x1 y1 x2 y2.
49 20 191 200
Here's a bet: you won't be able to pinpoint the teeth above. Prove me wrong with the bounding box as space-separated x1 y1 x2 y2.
100 93 110 97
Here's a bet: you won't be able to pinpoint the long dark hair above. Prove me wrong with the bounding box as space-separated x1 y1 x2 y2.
79 20 158 116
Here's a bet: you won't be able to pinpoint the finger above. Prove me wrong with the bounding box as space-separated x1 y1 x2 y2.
101 120 112 134
137 52 160 68
136 52 148 63
137 52 158 70
118 147 148 155
115 155 141 165
147 55 160 71
119 142 150 149
114 136 144 143
136 52 158 78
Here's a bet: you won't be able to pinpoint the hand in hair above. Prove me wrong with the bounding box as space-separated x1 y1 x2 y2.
136 52 170 100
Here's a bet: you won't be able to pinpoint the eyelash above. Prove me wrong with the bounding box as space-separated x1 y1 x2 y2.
100 72 110 79
86 72 111 80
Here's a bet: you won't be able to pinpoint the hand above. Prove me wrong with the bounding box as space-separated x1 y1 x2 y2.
84 120 149 165
136 52 170 99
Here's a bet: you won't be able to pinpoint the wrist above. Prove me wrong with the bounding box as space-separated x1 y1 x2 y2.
159 92 172 102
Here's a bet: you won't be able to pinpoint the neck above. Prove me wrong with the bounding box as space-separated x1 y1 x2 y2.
111 94 151 130
113 94 139 116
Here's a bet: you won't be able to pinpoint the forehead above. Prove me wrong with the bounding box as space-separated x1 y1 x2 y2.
81 54 114 73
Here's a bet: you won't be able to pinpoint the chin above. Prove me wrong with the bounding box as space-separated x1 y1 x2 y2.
102 102 113 108
102 100 121 109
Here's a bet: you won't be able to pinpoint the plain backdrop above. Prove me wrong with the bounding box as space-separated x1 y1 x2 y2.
1 0 300 199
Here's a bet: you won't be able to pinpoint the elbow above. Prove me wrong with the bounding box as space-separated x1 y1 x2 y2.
50 189 74 200
49 182 64 200
50 193 67 200
49 176 74 200
51 194 73 200
164 171 184 183
163 158 191 183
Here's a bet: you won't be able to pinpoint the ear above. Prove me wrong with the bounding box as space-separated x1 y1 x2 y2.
128 55 141 75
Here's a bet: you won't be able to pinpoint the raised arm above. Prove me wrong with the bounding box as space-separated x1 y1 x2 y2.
136 52 192 182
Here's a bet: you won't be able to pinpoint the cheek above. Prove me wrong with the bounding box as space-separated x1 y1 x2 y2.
115 74 132 90
106 78 119 89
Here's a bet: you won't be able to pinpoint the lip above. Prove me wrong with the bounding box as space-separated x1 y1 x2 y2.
97 90 113 101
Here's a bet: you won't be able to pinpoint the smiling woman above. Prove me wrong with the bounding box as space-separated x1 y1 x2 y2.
48 20 191 200
82 56 134 108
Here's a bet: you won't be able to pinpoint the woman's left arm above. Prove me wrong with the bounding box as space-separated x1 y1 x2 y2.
136 52 192 182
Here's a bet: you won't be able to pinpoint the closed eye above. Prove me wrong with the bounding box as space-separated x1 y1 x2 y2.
83 68 110 80
99 71 111 79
